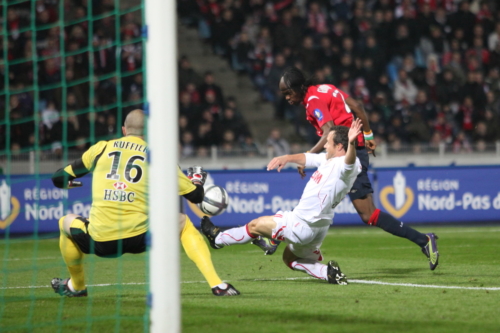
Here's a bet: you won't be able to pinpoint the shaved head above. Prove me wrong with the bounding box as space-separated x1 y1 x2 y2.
123 109 144 136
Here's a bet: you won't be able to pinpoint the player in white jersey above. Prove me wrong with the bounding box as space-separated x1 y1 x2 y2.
201 119 364 285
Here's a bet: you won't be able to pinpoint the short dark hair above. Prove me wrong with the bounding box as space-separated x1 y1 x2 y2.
282 66 318 93
329 125 349 151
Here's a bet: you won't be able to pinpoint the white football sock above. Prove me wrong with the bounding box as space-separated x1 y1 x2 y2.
291 259 328 280
67 279 77 292
215 225 256 247
212 282 228 289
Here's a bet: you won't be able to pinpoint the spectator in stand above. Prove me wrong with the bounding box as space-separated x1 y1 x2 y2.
406 112 431 144
220 129 238 156
437 70 461 105
181 131 196 158
488 22 500 51
411 90 437 126
472 121 495 144
241 136 260 157
456 96 477 136
179 56 203 90
179 91 200 123
220 108 249 140
199 71 224 107
433 113 454 144
394 69 418 105
453 131 472 153
266 128 290 156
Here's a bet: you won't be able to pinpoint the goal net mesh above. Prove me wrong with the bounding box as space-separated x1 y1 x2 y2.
0 0 149 331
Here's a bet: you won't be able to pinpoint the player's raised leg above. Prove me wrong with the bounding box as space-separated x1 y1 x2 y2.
52 214 88 297
352 194 439 270
180 214 239 296
201 215 276 249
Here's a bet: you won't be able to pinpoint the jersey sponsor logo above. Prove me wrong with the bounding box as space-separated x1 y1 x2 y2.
380 171 414 218
311 170 323 184
0 180 20 230
316 85 332 93
113 182 128 190
103 189 136 203
313 109 323 121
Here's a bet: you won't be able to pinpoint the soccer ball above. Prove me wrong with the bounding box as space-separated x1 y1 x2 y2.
199 185 229 216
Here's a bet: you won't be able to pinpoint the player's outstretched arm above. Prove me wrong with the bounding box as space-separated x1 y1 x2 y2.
267 154 306 172
345 118 363 165
346 97 377 154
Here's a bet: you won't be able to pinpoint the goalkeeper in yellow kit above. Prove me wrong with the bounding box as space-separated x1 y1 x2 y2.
50 109 239 297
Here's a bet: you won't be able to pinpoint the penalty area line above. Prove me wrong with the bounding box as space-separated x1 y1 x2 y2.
2 278 500 291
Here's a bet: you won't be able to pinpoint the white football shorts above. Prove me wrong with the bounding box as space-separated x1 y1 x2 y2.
271 210 330 261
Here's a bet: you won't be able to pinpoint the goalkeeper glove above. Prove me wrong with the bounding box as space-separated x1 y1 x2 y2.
187 166 207 186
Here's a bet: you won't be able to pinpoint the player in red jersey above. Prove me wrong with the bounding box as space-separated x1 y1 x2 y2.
276 67 439 270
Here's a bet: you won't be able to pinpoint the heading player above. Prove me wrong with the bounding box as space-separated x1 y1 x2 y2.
277 67 439 270
201 119 365 284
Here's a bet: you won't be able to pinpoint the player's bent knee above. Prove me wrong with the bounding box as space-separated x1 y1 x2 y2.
179 213 187 231
60 214 79 235
282 246 297 270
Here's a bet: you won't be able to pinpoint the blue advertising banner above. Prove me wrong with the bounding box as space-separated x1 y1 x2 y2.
375 166 500 223
1 166 499 234
0 174 92 234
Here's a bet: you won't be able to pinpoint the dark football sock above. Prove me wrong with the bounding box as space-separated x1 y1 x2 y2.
369 209 428 247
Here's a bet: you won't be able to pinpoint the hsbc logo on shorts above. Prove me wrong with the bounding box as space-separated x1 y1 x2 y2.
113 182 127 190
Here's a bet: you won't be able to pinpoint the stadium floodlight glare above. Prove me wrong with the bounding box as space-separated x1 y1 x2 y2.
146 0 180 331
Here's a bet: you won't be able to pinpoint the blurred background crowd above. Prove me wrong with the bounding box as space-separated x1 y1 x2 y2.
3 0 500 159
178 0 500 155
2 0 143 156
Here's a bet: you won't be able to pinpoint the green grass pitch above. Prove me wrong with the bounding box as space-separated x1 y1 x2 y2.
1 225 499 333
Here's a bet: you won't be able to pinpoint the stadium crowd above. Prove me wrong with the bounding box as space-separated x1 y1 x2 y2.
178 0 500 153
2 0 144 156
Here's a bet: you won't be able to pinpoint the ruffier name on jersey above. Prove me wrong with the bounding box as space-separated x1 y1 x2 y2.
113 140 147 152
226 195 356 214
25 201 90 220
103 189 136 202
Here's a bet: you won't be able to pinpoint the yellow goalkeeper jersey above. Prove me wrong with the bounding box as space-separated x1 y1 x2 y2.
71 136 148 241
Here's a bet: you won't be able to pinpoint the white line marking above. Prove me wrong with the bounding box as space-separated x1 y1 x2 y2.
4 257 59 261
2 278 499 291
327 228 500 236
349 280 500 290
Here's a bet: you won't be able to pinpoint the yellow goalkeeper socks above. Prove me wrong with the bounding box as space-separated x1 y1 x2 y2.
180 216 223 288
58 217 86 291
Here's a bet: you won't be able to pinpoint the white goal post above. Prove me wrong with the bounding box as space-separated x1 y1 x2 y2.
146 0 180 331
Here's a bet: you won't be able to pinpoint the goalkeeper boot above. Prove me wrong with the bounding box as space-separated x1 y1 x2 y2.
51 278 88 297
251 236 281 255
212 283 240 296
327 260 348 285
421 233 439 270
201 216 222 249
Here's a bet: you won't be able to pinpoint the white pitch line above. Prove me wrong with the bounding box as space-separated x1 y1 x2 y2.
327 228 500 236
349 279 500 290
1 277 499 291
4 257 59 261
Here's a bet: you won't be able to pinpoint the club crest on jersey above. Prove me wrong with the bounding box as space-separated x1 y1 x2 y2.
317 85 332 93
314 109 323 121
113 182 127 190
